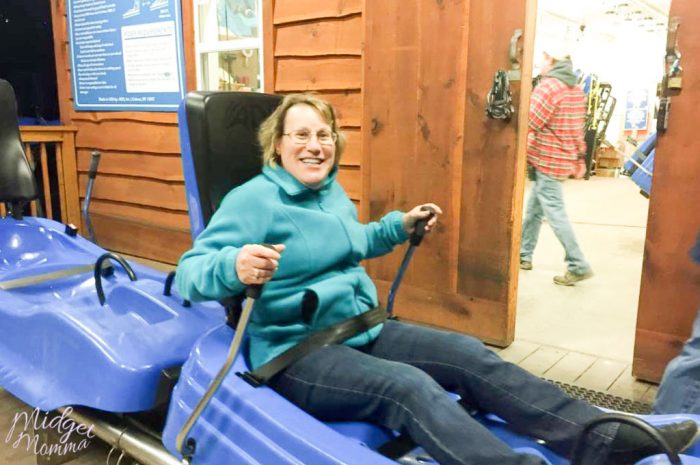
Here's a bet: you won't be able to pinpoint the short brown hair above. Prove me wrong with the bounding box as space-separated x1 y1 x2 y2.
258 93 346 167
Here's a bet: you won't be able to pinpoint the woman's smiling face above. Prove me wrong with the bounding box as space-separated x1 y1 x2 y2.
276 103 336 189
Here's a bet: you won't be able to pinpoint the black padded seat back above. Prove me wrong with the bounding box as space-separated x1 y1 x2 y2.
183 91 282 232
0 79 39 203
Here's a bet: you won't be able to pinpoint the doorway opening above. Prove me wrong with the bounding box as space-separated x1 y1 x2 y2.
513 0 670 397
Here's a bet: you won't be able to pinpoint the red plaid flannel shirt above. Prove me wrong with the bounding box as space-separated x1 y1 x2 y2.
527 77 587 181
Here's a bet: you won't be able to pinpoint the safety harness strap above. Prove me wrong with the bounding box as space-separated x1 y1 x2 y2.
239 306 388 387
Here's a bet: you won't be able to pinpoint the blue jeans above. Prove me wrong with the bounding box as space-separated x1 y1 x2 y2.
270 320 616 465
520 170 591 275
655 306 700 414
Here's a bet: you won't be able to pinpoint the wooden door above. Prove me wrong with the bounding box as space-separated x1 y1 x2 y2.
633 0 700 382
363 0 536 345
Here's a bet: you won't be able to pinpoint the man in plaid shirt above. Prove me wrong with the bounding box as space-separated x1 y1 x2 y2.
520 46 593 286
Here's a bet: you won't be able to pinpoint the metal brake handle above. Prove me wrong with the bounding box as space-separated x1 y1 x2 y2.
175 243 280 459
88 151 101 179
410 206 436 246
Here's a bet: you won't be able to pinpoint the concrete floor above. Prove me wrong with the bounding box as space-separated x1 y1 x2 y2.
515 175 649 363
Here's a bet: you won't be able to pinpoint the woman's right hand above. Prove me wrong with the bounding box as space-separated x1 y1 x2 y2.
236 244 285 285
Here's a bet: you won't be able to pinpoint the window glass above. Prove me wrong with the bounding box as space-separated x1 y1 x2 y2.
195 0 263 92
200 49 260 92
198 0 259 43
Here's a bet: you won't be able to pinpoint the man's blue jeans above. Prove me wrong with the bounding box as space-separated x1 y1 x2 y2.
520 170 591 275
270 320 616 465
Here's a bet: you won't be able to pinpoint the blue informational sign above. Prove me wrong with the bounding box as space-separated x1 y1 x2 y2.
66 0 187 112
624 89 649 131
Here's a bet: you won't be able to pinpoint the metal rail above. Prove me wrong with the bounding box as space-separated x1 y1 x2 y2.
59 407 181 465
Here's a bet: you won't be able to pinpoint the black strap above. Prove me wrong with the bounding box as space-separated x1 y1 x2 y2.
239 306 388 387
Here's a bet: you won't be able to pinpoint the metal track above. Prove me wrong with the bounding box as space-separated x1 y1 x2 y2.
60 407 180 465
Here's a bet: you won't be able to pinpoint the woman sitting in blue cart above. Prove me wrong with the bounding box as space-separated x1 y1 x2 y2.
176 93 698 465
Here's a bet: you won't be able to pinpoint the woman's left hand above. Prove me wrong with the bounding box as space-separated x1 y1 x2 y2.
402 203 442 235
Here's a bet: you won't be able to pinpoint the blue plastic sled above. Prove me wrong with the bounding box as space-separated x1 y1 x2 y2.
630 149 654 197
624 133 656 197
623 133 657 177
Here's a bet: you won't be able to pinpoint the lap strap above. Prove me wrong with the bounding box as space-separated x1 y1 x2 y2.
239 306 388 387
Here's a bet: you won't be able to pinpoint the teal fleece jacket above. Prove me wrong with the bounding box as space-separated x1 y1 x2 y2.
176 165 409 369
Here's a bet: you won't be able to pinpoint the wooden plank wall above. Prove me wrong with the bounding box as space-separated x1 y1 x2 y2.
270 0 366 217
50 0 195 264
363 0 534 345
50 0 366 264
363 0 468 306
633 0 700 382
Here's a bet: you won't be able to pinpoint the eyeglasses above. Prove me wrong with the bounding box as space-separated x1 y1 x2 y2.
282 128 337 146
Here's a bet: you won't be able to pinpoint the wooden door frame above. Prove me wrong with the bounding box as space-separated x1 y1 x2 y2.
362 0 538 346
633 0 700 382
506 0 538 342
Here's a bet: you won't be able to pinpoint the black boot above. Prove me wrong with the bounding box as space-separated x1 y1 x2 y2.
608 419 699 464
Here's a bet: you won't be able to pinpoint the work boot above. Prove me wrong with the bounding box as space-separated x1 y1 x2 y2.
553 270 593 286
607 419 700 464
520 260 533 270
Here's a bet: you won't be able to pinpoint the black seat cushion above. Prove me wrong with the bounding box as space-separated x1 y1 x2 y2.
0 79 38 203
184 91 282 227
